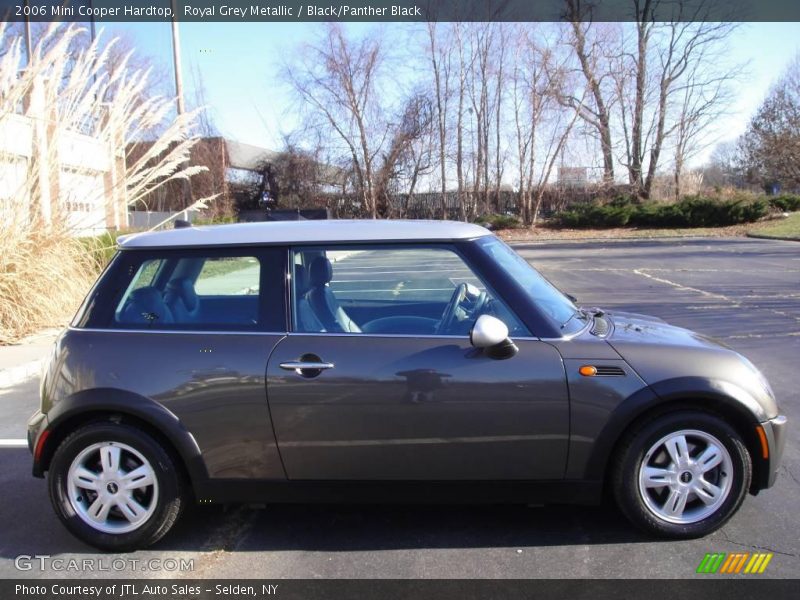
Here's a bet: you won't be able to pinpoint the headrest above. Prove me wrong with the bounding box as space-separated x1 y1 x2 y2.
165 277 199 311
309 256 333 286
294 264 310 295
121 287 173 324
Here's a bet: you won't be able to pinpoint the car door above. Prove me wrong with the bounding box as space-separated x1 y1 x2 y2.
266 244 569 480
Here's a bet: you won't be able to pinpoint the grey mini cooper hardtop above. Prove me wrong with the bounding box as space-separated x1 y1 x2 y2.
28 220 786 550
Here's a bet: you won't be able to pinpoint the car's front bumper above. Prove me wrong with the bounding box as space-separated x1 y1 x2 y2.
761 414 787 489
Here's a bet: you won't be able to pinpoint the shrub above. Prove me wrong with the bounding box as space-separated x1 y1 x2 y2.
474 213 522 230
551 196 768 230
553 203 632 228
769 194 800 212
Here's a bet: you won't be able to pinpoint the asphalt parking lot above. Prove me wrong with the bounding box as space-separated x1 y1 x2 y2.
0 236 797 579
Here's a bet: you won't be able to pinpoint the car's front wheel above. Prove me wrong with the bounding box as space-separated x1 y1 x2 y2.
613 410 751 538
48 422 185 551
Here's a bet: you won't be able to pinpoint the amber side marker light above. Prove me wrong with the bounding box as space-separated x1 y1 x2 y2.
579 365 598 377
34 429 51 463
755 425 769 459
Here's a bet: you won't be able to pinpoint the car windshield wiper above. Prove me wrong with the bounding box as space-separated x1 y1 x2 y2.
561 307 590 330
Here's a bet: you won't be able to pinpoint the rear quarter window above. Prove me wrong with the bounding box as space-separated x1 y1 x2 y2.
73 247 286 332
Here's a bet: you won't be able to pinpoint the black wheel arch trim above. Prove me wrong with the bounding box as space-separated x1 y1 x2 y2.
585 376 768 490
33 388 208 488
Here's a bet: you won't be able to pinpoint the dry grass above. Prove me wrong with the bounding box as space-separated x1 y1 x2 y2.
0 208 98 344
0 24 213 343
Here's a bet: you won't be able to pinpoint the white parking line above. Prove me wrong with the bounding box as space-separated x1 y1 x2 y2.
0 439 27 448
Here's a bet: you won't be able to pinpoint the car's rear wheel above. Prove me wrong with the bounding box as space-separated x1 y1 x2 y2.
612 410 751 538
48 422 185 551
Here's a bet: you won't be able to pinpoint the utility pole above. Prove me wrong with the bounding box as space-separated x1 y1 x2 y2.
23 0 33 65
89 10 96 45
171 0 185 115
170 0 192 212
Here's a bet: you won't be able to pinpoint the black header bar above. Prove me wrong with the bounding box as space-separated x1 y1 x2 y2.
2 0 800 23
3 579 800 600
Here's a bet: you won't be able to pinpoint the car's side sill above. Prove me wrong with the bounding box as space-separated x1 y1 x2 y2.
194 480 603 506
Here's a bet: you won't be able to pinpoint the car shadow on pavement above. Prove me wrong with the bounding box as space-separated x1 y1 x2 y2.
0 447 649 560
172 502 651 553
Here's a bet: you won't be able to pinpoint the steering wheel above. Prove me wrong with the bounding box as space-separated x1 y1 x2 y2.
471 289 489 315
437 283 468 335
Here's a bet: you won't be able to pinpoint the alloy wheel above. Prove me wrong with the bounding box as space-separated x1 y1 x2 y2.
67 441 159 534
637 429 733 524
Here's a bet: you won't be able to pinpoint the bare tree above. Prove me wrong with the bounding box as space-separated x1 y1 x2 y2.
373 93 435 216
618 1 738 198
670 54 736 199
647 21 737 198
700 140 743 188
459 23 508 217
512 25 585 226
278 16 744 220
465 23 491 216
284 24 387 218
491 24 508 214
427 22 452 218
453 22 470 220
564 1 616 184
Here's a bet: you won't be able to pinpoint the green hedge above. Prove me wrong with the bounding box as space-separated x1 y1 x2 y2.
769 194 800 212
474 213 522 229
552 196 769 229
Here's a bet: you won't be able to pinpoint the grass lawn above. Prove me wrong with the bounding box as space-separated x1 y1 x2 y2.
748 213 800 240
198 256 259 279
498 222 756 242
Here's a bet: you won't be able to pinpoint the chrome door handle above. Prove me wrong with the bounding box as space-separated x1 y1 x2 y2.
279 361 335 371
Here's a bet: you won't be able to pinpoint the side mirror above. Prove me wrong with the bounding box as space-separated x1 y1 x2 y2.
470 314 508 348
470 315 518 359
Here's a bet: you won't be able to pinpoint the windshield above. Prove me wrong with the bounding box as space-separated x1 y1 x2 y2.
475 236 588 335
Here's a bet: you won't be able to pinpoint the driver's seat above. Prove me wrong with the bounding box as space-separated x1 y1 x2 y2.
305 256 361 333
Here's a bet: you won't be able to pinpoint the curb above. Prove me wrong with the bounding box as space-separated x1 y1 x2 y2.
745 233 800 242
504 234 743 244
0 359 43 389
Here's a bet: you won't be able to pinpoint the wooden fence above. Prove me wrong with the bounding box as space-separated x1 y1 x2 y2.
325 185 635 220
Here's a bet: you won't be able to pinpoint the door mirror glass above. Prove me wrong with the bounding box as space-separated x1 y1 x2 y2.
470 315 509 348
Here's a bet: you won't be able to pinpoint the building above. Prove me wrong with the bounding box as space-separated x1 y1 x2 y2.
558 166 589 188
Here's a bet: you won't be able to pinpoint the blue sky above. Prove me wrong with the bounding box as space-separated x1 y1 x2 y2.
105 21 800 165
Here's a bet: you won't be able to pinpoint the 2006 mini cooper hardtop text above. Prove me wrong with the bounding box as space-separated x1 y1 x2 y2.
28 220 787 550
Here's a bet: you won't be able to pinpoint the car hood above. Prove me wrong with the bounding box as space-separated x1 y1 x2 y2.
605 310 730 352
604 310 777 420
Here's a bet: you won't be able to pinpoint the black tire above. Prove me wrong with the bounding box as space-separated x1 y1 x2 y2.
612 410 751 539
48 422 186 552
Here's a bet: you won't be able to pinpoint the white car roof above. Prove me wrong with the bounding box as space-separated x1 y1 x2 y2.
117 219 493 249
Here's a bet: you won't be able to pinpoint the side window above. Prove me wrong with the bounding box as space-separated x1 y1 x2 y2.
113 253 263 330
292 246 529 336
